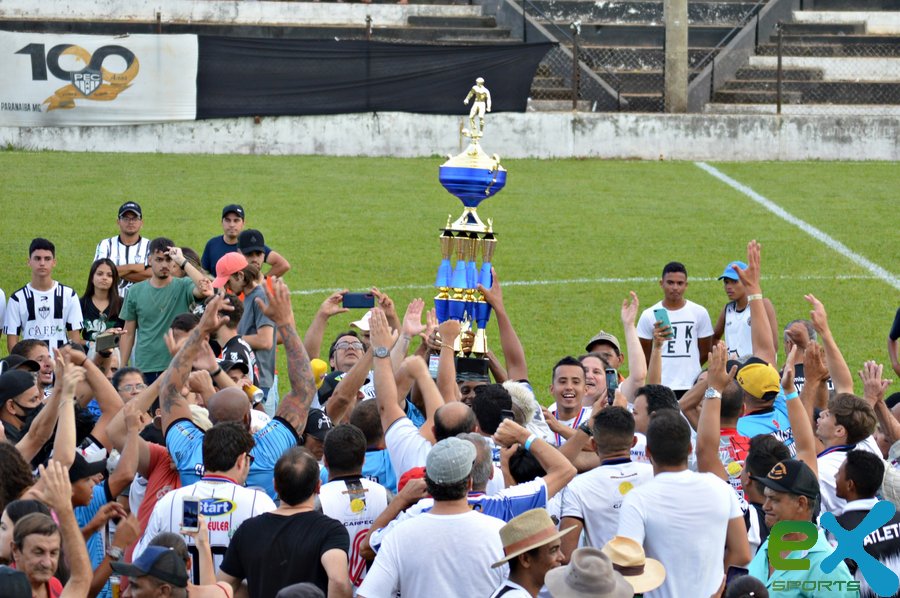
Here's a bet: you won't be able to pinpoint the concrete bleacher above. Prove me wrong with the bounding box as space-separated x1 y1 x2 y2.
0 0 513 44
525 0 766 111
705 8 900 113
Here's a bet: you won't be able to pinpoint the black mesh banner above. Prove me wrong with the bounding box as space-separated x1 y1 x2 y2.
197 37 553 118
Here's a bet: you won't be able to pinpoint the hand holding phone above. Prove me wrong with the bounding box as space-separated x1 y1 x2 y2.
653 308 675 339
605 368 619 404
181 497 201 533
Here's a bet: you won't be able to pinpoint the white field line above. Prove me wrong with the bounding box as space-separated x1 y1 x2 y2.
289 274 878 296
695 162 900 292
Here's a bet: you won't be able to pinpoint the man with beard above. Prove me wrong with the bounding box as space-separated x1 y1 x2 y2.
119 239 211 382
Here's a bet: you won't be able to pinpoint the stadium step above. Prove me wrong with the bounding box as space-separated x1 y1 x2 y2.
557 23 737 47
407 15 497 27
717 80 900 103
524 0 758 25
528 99 595 111
779 22 867 35
734 67 825 81
619 93 664 111
712 89 803 103
579 46 716 70
756 41 900 56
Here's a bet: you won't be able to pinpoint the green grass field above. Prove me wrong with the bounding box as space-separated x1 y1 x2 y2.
0 152 897 400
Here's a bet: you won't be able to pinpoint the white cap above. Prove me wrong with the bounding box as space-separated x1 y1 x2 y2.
350 310 373 332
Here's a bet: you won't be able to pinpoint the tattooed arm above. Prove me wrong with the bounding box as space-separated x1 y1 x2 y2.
159 294 232 434
263 278 316 436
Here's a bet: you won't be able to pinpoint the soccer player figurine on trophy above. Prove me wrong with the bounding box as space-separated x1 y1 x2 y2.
435 78 506 377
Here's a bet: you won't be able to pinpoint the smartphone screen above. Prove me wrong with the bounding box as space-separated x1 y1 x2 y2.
605 368 619 403
182 498 200 531
428 354 440 379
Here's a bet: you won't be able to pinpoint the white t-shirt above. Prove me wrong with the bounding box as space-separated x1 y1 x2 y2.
384 417 431 478
134 476 276 581
490 580 532 598
817 435 883 517
359 510 507 598
723 301 753 361
560 460 654 549
631 432 650 463
618 469 742 598
4 282 83 349
546 404 592 447
637 300 713 390
320 476 390 589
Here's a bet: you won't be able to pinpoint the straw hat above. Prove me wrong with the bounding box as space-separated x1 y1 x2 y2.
601 536 666 594
492 509 575 568
544 547 633 598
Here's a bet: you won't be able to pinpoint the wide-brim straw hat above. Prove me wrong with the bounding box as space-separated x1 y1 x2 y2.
544 547 634 598
492 509 575 568
602 536 666 594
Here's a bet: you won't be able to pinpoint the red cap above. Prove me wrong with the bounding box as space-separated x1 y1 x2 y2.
398 466 426 493
213 252 248 288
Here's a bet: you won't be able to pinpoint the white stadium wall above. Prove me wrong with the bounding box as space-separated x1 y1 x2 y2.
2 112 898 161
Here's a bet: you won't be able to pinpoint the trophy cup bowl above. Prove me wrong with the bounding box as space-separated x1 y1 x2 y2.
438 166 507 208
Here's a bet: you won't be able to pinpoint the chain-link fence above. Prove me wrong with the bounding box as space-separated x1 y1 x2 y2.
710 20 900 115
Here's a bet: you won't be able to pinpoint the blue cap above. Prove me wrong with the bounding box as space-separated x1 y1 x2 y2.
717 261 748 281
111 546 188 588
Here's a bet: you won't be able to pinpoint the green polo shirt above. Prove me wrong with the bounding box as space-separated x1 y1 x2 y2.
748 526 859 597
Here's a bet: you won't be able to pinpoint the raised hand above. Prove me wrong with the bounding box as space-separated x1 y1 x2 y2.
734 240 762 295
369 308 398 350
707 341 736 392
258 277 295 326
781 346 798 394
859 360 892 407
620 291 639 326
476 268 504 310
37 460 74 514
803 342 829 385
804 294 830 336
371 287 397 320
198 294 233 337
401 299 426 338
317 290 349 319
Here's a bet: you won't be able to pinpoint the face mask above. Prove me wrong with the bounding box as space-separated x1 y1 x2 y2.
12 401 41 425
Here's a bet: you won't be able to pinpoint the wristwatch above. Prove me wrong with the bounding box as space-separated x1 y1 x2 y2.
578 421 592 436
373 346 390 359
106 546 124 562
704 387 722 400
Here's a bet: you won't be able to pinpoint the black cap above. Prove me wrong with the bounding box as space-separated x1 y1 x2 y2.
218 359 249 376
111 546 188 588
752 458 820 499
222 204 245 219
0 355 40 374
118 202 142 219
238 229 265 255
68 453 108 483
0 566 30 598
0 370 37 403
304 409 334 441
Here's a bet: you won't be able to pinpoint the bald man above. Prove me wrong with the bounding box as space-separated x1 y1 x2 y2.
160 281 317 499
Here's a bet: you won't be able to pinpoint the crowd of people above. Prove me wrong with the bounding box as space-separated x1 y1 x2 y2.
0 201 897 598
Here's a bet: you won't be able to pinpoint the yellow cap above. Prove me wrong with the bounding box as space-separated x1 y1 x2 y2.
311 359 328 389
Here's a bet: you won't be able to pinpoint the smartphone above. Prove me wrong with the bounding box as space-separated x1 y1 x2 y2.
182 497 200 532
428 354 440 379
95 331 120 352
500 409 515 422
342 293 375 309
725 565 749 587
605 368 619 404
652 308 675 339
